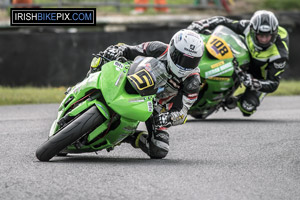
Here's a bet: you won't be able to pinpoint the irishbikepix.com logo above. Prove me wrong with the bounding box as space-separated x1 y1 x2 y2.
10 8 96 26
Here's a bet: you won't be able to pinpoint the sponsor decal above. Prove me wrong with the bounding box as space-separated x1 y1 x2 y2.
128 98 145 103
205 62 233 78
147 101 153 112
114 61 124 71
211 61 225 69
207 77 230 81
274 61 286 69
190 44 195 50
184 47 197 54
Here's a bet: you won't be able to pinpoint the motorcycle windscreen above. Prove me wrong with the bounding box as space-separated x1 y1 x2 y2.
127 56 168 96
127 69 156 96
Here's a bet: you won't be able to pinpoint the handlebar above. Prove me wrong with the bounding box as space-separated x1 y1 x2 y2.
232 57 247 84
92 52 128 63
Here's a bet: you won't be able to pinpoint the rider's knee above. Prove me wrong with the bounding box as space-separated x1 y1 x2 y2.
139 130 169 159
237 92 260 116
150 130 169 159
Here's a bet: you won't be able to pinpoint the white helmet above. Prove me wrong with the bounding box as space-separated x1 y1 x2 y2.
167 29 204 78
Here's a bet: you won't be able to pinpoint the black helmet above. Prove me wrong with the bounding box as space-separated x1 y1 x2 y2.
249 10 279 50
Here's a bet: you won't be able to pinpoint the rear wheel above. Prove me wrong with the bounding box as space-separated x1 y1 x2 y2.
36 106 104 162
191 113 205 119
191 108 216 119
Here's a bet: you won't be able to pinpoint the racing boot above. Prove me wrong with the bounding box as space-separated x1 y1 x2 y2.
237 90 261 117
124 129 169 159
224 96 238 109
139 129 169 159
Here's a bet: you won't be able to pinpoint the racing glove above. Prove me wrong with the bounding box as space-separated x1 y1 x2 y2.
103 45 125 60
154 112 172 128
187 21 210 34
242 73 262 91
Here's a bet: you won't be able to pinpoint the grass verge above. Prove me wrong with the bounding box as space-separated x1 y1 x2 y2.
0 80 299 105
235 80 300 96
270 80 300 96
0 86 66 105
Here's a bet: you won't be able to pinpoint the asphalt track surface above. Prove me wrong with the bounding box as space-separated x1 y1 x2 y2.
0 96 299 200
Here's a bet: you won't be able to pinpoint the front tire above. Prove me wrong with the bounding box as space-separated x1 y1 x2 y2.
36 106 103 162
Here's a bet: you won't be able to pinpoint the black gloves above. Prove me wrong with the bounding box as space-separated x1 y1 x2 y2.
242 73 262 91
103 45 127 61
187 21 209 34
154 112 172 128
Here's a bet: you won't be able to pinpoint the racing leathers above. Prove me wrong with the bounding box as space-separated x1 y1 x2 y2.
93 41 201 158
188 16 289 116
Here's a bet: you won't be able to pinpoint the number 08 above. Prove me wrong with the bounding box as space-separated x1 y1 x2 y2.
210 38 229 56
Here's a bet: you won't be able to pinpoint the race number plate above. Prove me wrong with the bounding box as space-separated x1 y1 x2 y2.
206 35 234 60
128 69 154 91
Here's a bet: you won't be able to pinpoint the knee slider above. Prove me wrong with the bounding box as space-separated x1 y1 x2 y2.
149 130 169 159
239 92 260 112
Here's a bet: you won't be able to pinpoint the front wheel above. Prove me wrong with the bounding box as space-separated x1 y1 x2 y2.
36 106 104 162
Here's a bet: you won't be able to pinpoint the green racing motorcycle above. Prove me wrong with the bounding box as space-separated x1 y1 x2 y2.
36 55 163 161
188 25 251 119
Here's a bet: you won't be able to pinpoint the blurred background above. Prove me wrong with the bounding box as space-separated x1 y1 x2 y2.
0 0 299 87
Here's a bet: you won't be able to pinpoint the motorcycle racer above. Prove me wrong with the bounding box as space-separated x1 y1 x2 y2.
187 10 289 116
90 29 204 158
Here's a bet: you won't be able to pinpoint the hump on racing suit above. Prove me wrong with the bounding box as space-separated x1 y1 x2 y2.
127 56 169 96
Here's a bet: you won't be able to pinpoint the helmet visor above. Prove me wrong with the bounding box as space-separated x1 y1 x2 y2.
256 33 272 45
169 46 201 70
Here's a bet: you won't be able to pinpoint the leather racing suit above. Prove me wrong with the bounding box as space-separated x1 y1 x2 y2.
94 41 201 158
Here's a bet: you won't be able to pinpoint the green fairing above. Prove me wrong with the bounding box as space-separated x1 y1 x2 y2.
48 59 155 154
100 61 154 122
189 26 251 119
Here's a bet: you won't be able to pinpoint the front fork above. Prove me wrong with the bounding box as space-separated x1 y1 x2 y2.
49 99 110 137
